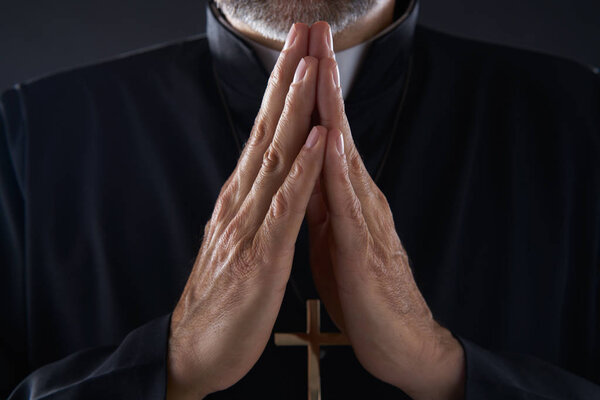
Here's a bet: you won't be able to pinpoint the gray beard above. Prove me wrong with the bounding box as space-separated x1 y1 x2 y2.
215 0 378 41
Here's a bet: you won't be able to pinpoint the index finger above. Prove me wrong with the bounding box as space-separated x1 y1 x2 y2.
234 23 310 201
312 25 382 217
309 23 355 151
308 21 334 60
321 57 383 193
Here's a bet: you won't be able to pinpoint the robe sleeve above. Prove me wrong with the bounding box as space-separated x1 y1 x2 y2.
7 316 171 399
1 87 170 399
457 337 600 399
1 87 28 397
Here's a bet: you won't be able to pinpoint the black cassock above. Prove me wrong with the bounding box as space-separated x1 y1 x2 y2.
1 0 599 398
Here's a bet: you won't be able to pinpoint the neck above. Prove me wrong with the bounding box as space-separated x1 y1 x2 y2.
223 0 396 52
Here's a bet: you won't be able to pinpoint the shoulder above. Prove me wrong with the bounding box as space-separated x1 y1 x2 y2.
0 34 215 183
413 25 599 107
413 25 599 137
1 34 212 113
1 34 213 146
414 25 599 89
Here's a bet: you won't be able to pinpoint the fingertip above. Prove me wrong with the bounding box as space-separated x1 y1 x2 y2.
292 56 319 86
294 22 310 31
312 21 330 29
286 23 309 54
311 21 332 40
293 22 310 39
308 21 333 59
302 126 328 157
304 125 323 149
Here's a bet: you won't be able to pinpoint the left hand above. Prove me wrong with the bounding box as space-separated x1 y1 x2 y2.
305 22 466 400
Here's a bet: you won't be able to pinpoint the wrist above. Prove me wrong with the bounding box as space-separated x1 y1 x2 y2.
393 324 465 400
167 315 212 400
167 340 210 400
425 329 465 400
167 344 213 400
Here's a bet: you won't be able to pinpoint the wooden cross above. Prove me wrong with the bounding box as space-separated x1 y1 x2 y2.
274 299 351 400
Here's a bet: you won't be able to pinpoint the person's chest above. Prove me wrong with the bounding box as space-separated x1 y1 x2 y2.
20 46 597 397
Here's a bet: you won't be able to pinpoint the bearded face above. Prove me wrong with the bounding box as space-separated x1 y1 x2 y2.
214 0 378 41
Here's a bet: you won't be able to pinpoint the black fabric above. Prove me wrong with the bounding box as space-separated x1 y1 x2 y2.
1 0 599 398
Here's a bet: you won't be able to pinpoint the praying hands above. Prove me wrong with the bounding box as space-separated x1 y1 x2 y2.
167 22 465 400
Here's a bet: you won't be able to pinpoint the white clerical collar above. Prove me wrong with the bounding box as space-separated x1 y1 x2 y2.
249 37 369 100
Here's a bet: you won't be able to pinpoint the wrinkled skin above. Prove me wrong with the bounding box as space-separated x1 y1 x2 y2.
306 23 465 400
167 24 328 399
167 23 465 400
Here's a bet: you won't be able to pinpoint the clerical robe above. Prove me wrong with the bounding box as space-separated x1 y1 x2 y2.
1 0 599 398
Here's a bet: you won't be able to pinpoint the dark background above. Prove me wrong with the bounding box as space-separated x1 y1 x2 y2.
0 0 599 92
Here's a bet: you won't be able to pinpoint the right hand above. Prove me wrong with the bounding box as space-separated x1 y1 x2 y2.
167 24 327 399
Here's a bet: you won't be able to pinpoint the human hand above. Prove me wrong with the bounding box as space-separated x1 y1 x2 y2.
167 24 327 399
306 22 466 400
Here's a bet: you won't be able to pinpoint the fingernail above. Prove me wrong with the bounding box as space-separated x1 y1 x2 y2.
293 58 308 83
336 132 344 155
305 126 320 148
331 62 340 88
283 24 297 50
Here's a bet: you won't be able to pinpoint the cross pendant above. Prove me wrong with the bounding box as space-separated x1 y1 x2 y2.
274 299 351 400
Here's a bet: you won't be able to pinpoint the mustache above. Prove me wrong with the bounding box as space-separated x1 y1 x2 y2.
214 0 377 41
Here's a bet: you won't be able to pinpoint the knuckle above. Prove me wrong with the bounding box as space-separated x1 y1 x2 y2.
230 172 241 191
278 109 292 133
250 117 269 146
262 143 285 174
283 89 297 110
250 235 269 266
213 183 237 221
269 61 287 87
270 189 289 219
221 214 246 248
213 195 231 222
279 47 293 61
289 159 304 182
217 175 232 198
284 86 313 119
221 172 241 197
220 223 237 248
230 241 259 279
